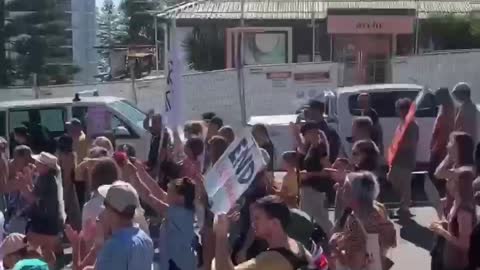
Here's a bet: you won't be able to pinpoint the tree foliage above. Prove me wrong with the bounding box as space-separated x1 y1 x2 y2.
96 0 128 72
5 0 79 85
183 26 225 71
120 0 161 44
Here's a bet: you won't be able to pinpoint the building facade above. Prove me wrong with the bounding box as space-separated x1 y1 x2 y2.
159 0 477 85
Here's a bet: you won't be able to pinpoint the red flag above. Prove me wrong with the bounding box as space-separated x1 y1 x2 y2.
388 90 428 167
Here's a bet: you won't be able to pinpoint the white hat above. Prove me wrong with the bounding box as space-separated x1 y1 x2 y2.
98 181 140 216
0 233 27 257
33 152 60 171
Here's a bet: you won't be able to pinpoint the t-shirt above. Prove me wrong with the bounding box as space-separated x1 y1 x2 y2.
159 206 196 270
96 227 153 270
361 108 379 126
299 143 332 193
13 259 49 270
73 132 89 164
455 101 478 143
280 172 299 208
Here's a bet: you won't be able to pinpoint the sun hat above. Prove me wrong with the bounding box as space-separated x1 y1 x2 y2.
0 233 27 257
98 181 140 216
32 152 60 171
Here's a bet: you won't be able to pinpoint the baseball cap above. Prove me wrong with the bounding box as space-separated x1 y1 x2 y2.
0 233 27 257
98 181 140 216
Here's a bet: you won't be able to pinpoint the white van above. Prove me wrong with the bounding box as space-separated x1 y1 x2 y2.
0 95 151 159
249 84 437 169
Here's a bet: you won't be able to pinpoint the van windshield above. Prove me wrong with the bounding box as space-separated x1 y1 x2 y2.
109 100 146 130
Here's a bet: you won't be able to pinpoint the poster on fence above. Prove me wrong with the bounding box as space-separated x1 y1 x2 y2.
204 130 266 214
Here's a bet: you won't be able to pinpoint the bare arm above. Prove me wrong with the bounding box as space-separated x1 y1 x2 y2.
434 154 455 180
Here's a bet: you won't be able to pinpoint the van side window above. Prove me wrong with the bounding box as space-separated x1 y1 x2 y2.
348 90 437 118
10 108 66 136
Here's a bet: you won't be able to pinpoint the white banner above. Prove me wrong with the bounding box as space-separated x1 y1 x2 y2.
204 130 266 214
165 30 184 129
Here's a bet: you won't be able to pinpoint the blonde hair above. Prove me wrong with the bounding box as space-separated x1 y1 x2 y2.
92 136 114 155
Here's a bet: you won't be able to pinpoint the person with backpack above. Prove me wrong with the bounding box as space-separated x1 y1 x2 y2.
215 195 319 270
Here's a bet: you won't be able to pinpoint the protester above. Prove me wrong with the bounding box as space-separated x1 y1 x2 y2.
66 118 88 164
204 116 224 172
82 158 149 234
277 151 299 208
388 98 419 216
208 136 228 167
219 126 236 145
0 137 8 203
26 113 53 154
430 167 476 270
1 233 49 270
430 88 455 183
57 135 81 231
143 111 167 178
9 127 30 157
331 171 396 270
252 124 275 172
452 82 478 144
435 132 475 217
180 137 204 180
351 116 374 143
129 164 196 270
184 121 205 139
4 146 33 234
357 93 383 153
74 146 109 199
304 99 341 163
215 195 312 270
17 152 65 268
94 181 154 270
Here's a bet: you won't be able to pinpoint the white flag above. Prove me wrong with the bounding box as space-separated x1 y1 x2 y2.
165 36 184 130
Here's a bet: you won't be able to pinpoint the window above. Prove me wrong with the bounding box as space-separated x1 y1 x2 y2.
9 107 66 137
348 90 437 118
108 100 146 130
110 115 134 138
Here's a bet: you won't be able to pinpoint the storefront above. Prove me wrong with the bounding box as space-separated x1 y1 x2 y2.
328 15 415 85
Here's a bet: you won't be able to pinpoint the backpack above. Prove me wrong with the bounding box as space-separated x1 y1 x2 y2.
268 243 309 270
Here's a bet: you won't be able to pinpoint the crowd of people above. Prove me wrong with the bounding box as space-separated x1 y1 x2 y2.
0 82 478 270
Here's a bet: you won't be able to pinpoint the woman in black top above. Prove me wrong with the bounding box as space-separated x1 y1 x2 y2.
252 124 275 172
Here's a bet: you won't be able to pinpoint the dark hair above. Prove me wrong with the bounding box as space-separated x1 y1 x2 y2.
282 151 298 166
57 135 74 153
434 87 454 107
252 123 273 145
352 140 380 171
209 136 228 164
452 82 471 101
219 126 235 144
13 126 28 137
452 132 475 166
184 121 204 137
254 195 291 230
117 144 136 158
300 121 321 135
395 98 412 112
91 158 119 191
14 145 32 159
185 137 204 159
308 100 325 113
172 177 196 210
202 112 216 121
353 116 373 137
68 118 82 127
210 117 224 129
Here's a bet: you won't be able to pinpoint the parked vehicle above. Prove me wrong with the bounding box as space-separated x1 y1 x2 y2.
0 95 150 159
249 84 438 170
